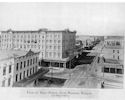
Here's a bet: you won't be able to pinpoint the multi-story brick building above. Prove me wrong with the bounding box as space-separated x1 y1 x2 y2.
0 49 39 87
0 28 76 69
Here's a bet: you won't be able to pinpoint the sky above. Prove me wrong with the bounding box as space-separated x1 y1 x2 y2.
0 3 125 36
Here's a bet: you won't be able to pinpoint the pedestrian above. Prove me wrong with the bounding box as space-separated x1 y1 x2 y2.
101 81 104 88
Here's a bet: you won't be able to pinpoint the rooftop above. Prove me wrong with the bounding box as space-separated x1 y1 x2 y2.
0 50 27 61
1 28 76 34
0 49 39 62
104 59 123 65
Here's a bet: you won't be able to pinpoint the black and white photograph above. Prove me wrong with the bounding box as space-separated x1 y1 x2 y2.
0 2 124 100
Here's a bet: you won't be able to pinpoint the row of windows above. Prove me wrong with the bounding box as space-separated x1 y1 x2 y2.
113 50 119 53
46 34 61 38
13 35 40 38
1 39 12 42
46 52 61 58
46 40 61 43
1 44 12 48
2 39 61 44
106 41 121 46
2 34 61 39
16 57 38 71
15 66 37 82
3 65 12 76
2 77 11 87
46 45 61 50
1 44 62 51
102 67 123 74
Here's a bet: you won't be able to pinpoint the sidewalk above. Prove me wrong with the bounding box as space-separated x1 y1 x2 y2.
13 68 49 87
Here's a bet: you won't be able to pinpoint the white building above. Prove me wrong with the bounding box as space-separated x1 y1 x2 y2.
0 49 39 87
0 29 76 69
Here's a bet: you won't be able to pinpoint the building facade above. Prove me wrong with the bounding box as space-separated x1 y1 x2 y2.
0 50 39 87
0 29 76 69
101 36 124 80
103 36 124 61
0 57 14 87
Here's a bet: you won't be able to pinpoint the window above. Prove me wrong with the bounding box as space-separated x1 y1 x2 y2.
33 58 35 64
117 69 122 74
33 67 34 74
49 46 52 49
104 67 109 73
20 73 22 80
23 71 25 78
118 56 119 60
36 57 37 63
30 68 32 75
50 40 52 43
27 70 29 77
9 65 11 73
117 50 119 53
113 55 115 59
27 60 29 66
2 80 5 87
110 68 115 73
58 40 60 43
16 74 18 82
97 57 100 63
60 63 63 68
24 61 26 68
30 59 32 65
3 67 6 75
116 41 120 46
54 46 56 49
20 62 22 69
113 50 115 53
8 78 11 86
35 66 37 72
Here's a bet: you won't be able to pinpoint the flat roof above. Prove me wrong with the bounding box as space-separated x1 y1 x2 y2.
0 50 27 61
1 29 76 34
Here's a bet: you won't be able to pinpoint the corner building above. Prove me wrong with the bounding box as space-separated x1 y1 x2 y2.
0 29 76 69
0 50 39 87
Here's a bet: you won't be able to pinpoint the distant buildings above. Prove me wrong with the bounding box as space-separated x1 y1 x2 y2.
0 28 76 69
0 49 39 87
76 35 104 48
